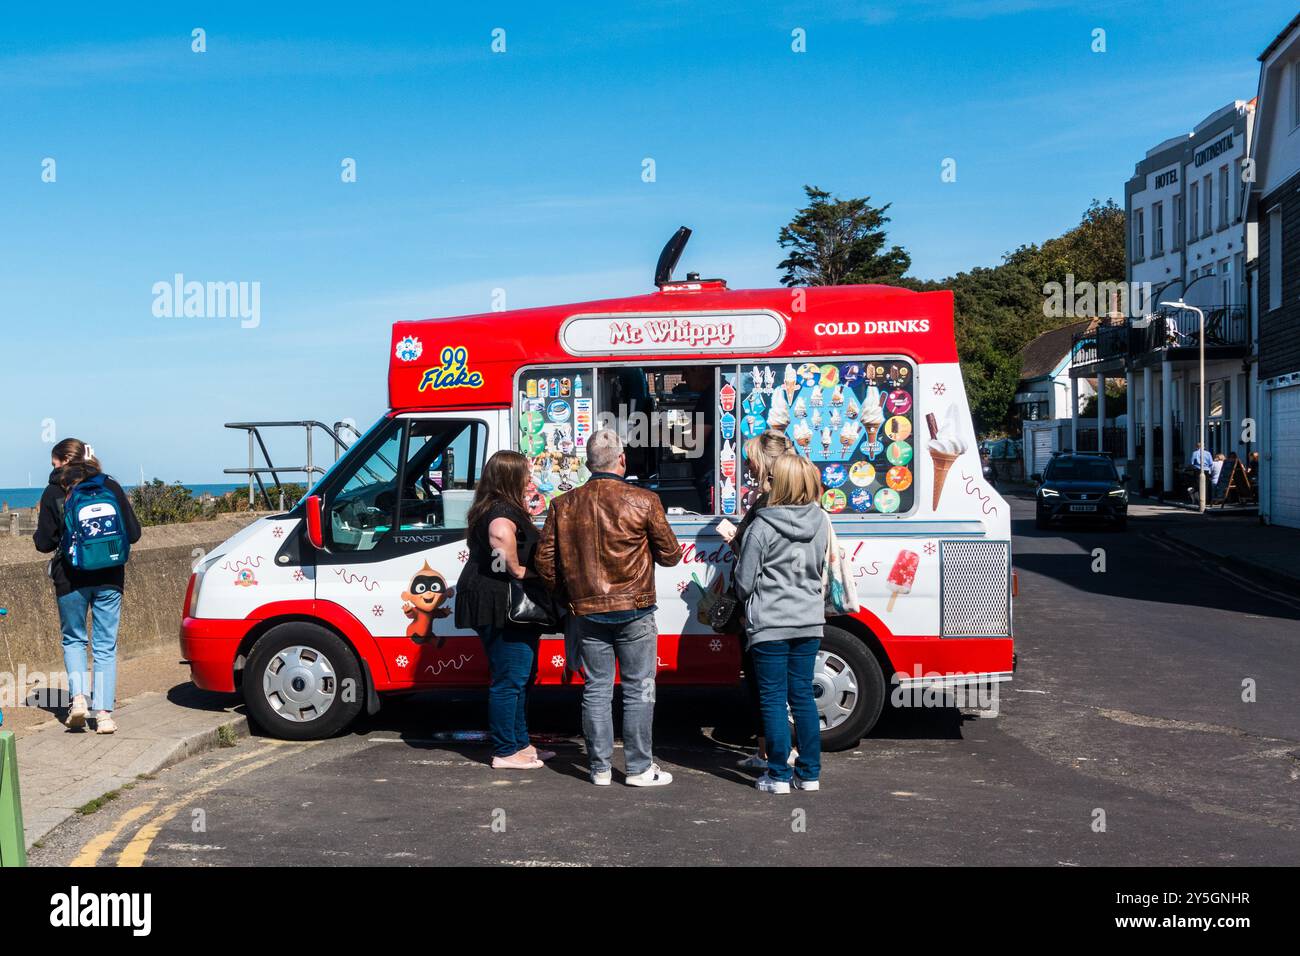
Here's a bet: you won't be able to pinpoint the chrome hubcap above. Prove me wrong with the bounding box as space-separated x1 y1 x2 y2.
809 649 859 731
262 645 336 723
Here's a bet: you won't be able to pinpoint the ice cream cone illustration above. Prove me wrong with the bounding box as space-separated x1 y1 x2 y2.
783 364 799 402
820 427 832 456
812 409 823 430
770 387 791 428
862 386 883 448
811 386 824 407
794 420 813 451
926 408 969 510
793 396 808 419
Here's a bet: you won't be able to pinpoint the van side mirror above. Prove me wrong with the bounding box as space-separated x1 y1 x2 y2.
1030 472 1042 483
304 495 326 550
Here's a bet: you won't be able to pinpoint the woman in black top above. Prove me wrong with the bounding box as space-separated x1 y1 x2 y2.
455 450 552 769
32 439 141 734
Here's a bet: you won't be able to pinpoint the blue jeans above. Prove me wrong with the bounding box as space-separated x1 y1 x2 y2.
56 586 123 713
750 636 822 783
476 626 538 758
573 612 658 775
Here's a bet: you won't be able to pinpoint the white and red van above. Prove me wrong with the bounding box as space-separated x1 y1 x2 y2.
180 252 1015 747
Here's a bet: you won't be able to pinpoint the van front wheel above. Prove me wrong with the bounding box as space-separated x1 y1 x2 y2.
812 625 887 751
244 623 363 741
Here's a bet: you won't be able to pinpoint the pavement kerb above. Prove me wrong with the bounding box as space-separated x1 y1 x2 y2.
19 694 250 852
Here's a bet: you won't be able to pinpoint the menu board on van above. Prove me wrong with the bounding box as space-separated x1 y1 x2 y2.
737 359 917 516
519 368 591 515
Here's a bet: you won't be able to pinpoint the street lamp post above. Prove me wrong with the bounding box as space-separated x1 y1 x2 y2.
1160 299 1206 514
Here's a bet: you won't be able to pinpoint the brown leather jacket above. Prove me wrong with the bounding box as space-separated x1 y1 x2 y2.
535 475 682 616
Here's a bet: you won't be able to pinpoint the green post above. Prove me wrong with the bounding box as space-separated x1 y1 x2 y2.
0 731 27 866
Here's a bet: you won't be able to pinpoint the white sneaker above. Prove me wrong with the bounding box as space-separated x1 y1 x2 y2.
591 768 612 786
65 695 88 729
737 753 768 771
788 748 799 767
94 712 116 735
625 763 673 787
755 773 791 794
792 776 820 791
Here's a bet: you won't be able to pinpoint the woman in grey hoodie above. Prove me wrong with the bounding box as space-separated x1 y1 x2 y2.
733 453 828 794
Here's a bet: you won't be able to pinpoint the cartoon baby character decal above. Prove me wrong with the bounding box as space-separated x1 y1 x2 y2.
401 561 454 645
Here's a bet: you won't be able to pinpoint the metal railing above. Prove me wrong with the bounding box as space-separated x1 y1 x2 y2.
224 420 363 510
1071 305 1249 370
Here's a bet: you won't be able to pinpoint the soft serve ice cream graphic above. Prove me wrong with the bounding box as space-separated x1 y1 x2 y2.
926 404 970 509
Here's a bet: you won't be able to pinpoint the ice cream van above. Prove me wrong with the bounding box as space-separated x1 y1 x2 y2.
180 234 1015 747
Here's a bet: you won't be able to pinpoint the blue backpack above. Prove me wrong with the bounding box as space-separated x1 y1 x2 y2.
60 475 130 571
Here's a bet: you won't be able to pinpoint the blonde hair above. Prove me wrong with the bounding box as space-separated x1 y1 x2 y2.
744 429 794 491
767 453 821 507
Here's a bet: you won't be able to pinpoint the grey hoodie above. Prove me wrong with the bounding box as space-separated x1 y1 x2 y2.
733 502 828 647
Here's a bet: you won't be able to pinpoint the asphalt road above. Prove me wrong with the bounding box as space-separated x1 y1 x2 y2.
30 495 1300 866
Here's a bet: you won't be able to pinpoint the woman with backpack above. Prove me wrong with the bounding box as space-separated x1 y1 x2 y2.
32 439 141 734
455 450 555 770
733 453 827 794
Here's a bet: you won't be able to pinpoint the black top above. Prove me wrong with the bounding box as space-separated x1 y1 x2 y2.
454 501 540 631
33 470 142 596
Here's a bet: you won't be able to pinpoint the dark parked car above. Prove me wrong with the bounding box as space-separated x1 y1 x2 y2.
1032 453 1128 531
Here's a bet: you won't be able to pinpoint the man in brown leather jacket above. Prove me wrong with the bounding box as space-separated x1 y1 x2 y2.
536 428 682 787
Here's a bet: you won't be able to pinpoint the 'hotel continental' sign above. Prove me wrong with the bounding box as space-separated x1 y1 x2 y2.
1194 133 1233 168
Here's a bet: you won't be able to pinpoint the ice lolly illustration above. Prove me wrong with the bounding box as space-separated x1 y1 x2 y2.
926 407 969 510
885 549 919 612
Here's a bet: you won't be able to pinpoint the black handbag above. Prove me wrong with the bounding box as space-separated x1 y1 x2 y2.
508 578 560 629
707 587 742 634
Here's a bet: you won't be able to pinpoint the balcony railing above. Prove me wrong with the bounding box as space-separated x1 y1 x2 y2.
1071 306 1248 370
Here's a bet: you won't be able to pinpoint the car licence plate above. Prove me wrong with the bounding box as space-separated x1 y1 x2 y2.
1069 504 1096 512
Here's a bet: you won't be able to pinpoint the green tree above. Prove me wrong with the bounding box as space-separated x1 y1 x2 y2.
777 186 911 286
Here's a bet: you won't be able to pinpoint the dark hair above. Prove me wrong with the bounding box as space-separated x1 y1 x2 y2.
52 438 102 491
466 450 531 534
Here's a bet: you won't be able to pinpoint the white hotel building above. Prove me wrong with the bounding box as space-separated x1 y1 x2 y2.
1070 99 1256 495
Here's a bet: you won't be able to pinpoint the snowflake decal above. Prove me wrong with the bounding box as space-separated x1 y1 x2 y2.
676 580 689 593
394 335 423 362
272 525 285 539
395 655 409 669
372 604 384 617
923 541 937 555
550 655 565 668
292 569 305 582
709 638 722 652
457 550 469 563
932 382 946 396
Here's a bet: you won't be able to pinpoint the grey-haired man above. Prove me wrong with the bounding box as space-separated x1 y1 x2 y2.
535 428 682 786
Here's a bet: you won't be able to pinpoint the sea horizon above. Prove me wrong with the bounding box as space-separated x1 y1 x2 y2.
0 482 251 510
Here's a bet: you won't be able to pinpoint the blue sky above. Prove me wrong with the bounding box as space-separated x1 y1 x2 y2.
0 0 1292 485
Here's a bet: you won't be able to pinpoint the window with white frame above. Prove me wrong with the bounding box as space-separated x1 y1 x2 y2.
1293 60 1300 130
1134 207 1145 260
1153 201 1164 255
1218 165 1229 228
1189 181 1199 238
1174 195 1184 249
1202 174 1212 236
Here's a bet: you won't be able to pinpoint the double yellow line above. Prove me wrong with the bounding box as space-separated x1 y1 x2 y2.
71 740 313 868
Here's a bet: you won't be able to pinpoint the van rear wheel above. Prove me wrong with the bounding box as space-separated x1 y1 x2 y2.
812 625 886 751
244 623 363 741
